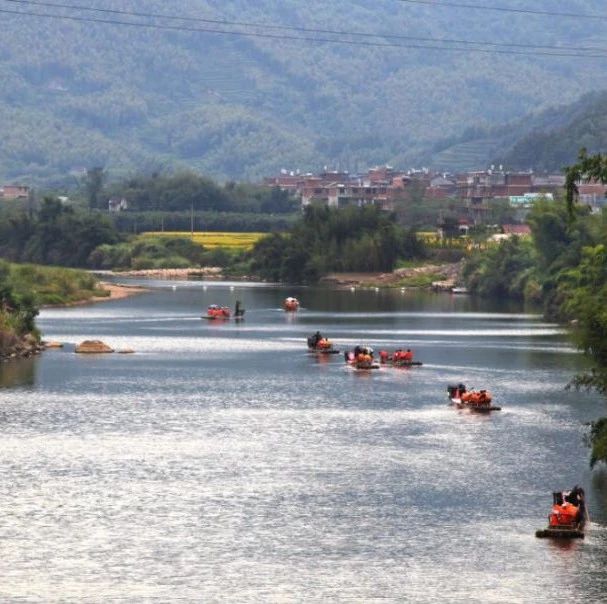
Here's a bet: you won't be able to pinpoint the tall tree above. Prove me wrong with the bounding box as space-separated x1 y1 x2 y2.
85 167 107 210
565 148 607 218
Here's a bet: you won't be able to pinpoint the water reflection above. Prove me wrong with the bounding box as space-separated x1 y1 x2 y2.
0 357 37 388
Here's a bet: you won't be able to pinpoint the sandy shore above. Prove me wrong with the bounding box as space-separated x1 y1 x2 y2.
98 281 149 301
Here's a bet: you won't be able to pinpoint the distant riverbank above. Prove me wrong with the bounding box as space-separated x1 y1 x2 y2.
320 262 463 290
101 267 225 280
101 261 463 289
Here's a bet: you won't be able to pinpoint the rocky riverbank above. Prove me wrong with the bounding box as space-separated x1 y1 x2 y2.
0 332 43 362
106 267 224 279
320 262 463 290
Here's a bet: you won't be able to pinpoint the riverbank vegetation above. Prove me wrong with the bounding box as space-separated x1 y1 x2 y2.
463 151 607 466
89 235 246 272
250 205 427 283
0 198 119 267
0 259 106 357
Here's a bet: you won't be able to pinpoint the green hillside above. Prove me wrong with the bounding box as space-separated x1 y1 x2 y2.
496 91 607 171
1 0 607 183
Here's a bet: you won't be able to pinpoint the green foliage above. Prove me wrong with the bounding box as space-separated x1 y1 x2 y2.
1 259 102 353
8 262 102 306
250 205 426 283
0 197 119 267
565 148 607 218
588 418 607 468
463 237 535 300
464 152 607 467
88 234 247 271
89 236 203 270
110 210 296 234
85 167 107 209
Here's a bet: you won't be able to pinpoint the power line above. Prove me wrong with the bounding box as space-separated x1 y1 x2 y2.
3 0 607 54
396 0 607 21
1 5 607 59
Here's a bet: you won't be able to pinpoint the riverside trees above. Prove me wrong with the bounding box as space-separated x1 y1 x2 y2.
464 152 607 467
250 205 426 283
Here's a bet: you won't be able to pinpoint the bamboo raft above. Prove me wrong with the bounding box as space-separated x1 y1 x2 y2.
451 400 502 412
535 524 585 539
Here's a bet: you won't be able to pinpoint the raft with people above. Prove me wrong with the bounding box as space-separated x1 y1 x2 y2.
203 304 231 320
536 487 587 539
345 346 380 370
283 297 300 311
379 349 423 367
447 383 501 411
307 332 340 354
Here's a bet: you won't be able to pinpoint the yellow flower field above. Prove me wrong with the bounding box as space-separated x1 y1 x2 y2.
142 231 267 250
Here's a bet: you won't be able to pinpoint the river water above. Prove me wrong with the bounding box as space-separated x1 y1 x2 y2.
1 280 606 603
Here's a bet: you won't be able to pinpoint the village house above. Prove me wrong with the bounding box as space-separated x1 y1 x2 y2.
0 184 30 200
108 197 128 212
262 165 565 224
577 181 607 212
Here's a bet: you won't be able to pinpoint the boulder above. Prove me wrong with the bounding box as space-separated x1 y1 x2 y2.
75 340 114 354
43 341 64 349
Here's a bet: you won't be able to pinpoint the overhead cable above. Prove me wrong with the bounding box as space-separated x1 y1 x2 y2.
1 5 607 59
396 0 607 21
3 0 607 53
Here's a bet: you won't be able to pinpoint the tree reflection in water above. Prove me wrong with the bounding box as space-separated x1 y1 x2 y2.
0 357 36 389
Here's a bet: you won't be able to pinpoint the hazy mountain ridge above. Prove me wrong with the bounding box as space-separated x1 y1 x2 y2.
1 0 606 183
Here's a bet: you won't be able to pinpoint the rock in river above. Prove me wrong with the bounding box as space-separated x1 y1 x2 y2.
75 340 114 354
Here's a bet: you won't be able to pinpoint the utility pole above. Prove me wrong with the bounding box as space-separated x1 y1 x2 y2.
190 202 194 237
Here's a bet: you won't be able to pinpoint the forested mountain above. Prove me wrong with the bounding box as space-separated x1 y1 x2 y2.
1 0 607 183
496 91 607 171
426 91 607 172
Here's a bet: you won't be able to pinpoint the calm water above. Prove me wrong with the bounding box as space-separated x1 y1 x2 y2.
1 280 606 603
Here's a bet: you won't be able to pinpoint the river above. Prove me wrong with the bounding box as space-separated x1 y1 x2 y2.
1 280 606 602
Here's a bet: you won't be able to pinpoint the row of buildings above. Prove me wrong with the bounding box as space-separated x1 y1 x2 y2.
263 166 607 223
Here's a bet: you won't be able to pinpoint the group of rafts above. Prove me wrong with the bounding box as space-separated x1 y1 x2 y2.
305 311 589 539
205 295 589 538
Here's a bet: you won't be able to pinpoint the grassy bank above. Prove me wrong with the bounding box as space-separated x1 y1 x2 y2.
7 262 108 306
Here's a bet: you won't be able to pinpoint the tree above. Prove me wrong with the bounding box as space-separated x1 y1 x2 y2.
84 167 107 210
565 148 607 218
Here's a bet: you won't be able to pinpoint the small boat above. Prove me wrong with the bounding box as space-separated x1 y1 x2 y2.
307 333 340 354
345 347 380 370
203 304 231 320
447 383 501 411
283 297 300 311
451 287 469 294
536 487 587 539
379 350 423 367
